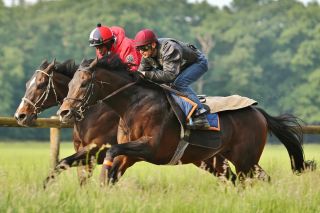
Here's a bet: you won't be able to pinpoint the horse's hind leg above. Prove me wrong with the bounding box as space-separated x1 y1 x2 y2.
196 155 236 183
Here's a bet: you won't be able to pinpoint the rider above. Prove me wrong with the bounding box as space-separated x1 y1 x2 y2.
89 23 141 72
134 29 210 129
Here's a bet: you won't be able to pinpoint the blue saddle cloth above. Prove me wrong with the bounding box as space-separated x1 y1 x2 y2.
171 93 219 130
206 113 219 128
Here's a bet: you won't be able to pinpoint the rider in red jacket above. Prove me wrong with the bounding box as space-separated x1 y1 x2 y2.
89 23 141 72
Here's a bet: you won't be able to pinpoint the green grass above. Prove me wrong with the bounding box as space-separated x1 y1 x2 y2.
0 142 319 213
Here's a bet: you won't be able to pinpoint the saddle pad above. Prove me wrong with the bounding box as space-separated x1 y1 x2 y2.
203 95 257 113
170 93 197 121
206 113 220 131
188 129 222 149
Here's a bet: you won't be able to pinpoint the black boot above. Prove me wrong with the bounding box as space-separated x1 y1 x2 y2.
187 113 210 129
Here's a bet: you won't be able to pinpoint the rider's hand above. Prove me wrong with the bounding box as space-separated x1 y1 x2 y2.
132 70 146 82
138 70 146 76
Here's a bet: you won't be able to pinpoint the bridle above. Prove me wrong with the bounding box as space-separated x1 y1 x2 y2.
63 68 136 121
63 70 97 120
21 69 60 115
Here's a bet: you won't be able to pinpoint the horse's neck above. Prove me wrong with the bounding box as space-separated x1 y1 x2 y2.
53 72 71 103
105 82 166 119
96 68 167 118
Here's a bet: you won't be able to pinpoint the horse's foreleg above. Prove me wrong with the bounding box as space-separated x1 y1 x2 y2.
106 156 137 184
76 143 112 185
100 137 152 186
77 163 95 186
43 144 109 189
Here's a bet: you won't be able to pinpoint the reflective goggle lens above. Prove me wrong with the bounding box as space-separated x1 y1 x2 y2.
136 44 151 51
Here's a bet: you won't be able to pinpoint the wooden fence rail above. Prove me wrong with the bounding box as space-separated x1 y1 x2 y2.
0 116 320 168
301 125 320 134
0 116 72 128
0 116 72 169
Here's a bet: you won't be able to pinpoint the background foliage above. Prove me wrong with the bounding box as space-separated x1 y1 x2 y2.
1 0 320 140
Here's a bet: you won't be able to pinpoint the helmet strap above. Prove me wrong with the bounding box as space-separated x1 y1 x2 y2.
103 38 114 51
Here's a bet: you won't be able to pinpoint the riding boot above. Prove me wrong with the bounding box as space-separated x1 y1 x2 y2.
187 110 210 129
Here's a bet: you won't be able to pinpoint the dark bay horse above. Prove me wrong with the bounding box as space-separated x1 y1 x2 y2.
14 59 235 187
58 55 314 185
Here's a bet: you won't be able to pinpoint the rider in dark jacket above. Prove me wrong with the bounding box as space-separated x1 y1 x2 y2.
134 29 210 129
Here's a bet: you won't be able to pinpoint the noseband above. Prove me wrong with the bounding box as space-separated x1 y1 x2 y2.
22 69 59 114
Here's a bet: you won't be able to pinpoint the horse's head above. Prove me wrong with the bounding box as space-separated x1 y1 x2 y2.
58 58 101 123
58 54 133 123
14 59 72 126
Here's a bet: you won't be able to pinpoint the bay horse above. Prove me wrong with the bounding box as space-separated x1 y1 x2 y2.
14 59 119 184
14 59 236 187
58 54 314 186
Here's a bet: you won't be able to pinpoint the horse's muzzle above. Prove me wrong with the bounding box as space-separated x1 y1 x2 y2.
14 112 37 127
58 108 83 123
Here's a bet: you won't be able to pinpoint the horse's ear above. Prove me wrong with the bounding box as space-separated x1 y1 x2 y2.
39 59 49 70
40 59 48 65
80 58 86 66
46 58 56 74
89 57 98 69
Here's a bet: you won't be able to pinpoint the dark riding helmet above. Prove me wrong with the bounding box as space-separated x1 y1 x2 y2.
134 29 158 47
89 23 115 47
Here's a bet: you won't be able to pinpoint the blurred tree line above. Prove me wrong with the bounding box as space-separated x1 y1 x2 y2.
0 0 320 140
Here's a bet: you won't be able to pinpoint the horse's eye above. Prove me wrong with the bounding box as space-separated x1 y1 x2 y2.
80 81 89 88
37 82 47 89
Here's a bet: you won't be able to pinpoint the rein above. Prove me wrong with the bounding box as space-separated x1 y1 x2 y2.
100 81 136 102
22 69 60 114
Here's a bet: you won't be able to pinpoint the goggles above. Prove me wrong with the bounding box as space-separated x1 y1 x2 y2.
136 44 152 52
89 39 103 46
89 38 114 47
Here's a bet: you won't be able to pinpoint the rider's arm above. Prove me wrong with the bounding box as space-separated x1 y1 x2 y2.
144 41 181 83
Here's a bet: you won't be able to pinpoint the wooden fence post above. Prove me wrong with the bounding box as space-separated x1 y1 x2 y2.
50 116 60 169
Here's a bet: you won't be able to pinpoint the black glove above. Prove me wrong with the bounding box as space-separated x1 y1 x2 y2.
131 71 145 82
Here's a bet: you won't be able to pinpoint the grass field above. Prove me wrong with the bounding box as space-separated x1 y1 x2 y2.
0 142 319 213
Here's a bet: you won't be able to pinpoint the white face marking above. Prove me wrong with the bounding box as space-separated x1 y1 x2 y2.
28 76 36 90
16 101 25 116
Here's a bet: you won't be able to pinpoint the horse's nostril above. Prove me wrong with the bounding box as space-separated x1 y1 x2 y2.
59 110 71 118
16 113 26 121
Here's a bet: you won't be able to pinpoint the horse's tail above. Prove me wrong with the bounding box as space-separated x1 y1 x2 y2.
256 107 315 173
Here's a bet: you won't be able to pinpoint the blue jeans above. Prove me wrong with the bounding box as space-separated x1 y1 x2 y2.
172 53 208 110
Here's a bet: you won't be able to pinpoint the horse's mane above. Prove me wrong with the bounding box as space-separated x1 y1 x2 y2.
78 53 134 82
55 59 79 78
38 59 79 78
96 53 130 72
78 53 164 91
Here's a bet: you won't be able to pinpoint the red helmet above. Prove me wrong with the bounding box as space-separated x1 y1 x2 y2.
134 29 158 47
89 23 114 47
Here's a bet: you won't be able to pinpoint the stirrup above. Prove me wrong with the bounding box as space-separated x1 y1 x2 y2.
187 115 210 129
